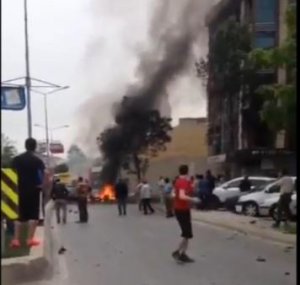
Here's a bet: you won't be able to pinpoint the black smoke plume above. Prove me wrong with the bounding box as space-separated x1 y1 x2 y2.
99 0 211 183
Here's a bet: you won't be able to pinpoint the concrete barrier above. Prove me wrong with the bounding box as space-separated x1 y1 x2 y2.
1 200 55 285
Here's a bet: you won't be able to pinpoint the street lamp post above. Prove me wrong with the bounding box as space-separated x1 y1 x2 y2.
24 0 32 137
31 86 69 167
34 124 69 167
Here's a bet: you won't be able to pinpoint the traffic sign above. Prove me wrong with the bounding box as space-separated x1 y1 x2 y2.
1 86 26 110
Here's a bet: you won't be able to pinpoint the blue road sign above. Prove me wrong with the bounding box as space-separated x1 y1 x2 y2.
1 86 26 110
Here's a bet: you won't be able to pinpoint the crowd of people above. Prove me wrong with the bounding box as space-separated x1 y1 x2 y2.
8 137 294 261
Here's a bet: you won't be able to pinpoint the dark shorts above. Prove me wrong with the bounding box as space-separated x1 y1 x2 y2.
175 209 193 239
19 188 41 222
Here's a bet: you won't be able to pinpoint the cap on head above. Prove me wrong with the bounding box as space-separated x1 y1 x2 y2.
25 138 37 152
179 165 189 176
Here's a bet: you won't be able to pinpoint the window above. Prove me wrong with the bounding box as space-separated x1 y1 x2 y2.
251 179 272 187
267 184 280 193
226 179 242 188
255 0 277 23
255 32 276 48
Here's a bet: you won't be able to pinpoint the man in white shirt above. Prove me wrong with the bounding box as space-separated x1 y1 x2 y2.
158 177 165 204
140 180 155 215
272 169 294 228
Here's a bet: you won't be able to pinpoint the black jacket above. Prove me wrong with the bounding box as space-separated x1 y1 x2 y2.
51 182 69 200
239 179 252 192
115 182 128 200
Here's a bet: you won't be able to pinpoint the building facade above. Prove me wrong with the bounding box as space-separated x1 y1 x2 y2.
205 0 295 178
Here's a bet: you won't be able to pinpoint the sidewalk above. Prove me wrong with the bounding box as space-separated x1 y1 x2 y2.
154 204 297 246
1 201 54 284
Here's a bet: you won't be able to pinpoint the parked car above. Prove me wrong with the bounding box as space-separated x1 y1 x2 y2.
212 176 275 208
235 177 296 217
259 193 297 221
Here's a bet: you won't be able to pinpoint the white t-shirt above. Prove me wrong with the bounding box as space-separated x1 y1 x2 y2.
140 183 151 199
277 176 294 195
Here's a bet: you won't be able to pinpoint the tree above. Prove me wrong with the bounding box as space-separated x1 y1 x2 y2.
99 108 172 181
249 4 296 149
1 134 18 167
196 19 270 150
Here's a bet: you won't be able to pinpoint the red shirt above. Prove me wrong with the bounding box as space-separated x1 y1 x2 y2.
174 176 193 210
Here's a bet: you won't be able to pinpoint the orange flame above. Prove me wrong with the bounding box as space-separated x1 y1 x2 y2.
99 184 116 201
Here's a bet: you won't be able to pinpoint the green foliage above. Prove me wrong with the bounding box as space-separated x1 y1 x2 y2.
99 107 172 180
249 5 296 148
197 19 254 95
1 134 17 167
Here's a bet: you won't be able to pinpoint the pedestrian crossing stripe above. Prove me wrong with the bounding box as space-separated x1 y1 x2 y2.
1 168 19 220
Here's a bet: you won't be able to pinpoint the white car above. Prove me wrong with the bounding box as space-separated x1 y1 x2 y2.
259 193 297 221
212 176 275 205
235 177 296 217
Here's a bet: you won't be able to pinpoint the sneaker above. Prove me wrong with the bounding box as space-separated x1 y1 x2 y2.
10 239 21 248
27 239 41 247
172 250 180 260
179 253 195 263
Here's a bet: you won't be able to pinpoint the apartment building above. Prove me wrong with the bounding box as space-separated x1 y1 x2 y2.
205 0 295 177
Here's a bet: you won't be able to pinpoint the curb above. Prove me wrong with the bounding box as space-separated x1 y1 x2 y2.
154 205 296 246
1 201 55 284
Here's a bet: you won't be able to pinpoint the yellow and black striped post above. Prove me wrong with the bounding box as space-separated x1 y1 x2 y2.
1 168 19 220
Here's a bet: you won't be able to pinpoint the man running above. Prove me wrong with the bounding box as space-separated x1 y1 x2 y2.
10 138 45 248
172 165 200 263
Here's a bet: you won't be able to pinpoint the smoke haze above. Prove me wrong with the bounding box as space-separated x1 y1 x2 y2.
76 0 218 158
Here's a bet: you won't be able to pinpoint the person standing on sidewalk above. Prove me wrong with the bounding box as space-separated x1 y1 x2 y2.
10 138 45 248
239 176 252 193
172 165 200 263
163 178 174 218
76 177 89 223
115 179 129 216
197 175 209 210
140 180 155 215
205 170 216 209
272 169 294 228
51 178 69 224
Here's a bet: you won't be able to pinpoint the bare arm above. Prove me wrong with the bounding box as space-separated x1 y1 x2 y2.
271 178 283 187
179 189 199 202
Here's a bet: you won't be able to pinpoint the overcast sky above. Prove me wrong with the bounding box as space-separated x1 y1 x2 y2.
2 0 209 157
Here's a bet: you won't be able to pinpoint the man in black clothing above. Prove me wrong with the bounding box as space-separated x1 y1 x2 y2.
11 138 45 248
205 170 216 208
239 176 252 193
51 179 69 224
115 179 129 216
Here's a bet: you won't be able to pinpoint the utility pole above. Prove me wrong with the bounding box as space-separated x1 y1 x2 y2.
24 0 32 137
43 94 50 167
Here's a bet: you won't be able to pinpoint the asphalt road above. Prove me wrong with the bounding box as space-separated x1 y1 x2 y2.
25 204 296 285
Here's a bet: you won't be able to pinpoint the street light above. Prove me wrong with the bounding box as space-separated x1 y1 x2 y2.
34 124 69 141
31 86 69 167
